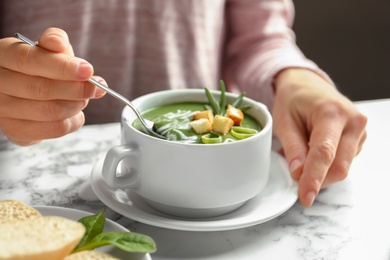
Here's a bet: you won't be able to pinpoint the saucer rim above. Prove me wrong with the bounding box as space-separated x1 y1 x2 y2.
90 151 298 232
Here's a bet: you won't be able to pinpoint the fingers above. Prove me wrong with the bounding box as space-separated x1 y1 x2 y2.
297 108 345 207
0 28 107 145
0 37 93 81
0 112 85 146
0 68 106 100
0 94 88 121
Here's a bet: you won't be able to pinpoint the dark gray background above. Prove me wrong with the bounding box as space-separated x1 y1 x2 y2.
292 0 390 101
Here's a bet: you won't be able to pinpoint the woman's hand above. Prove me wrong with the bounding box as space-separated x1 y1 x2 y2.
0 28 105 146
272 68 367 207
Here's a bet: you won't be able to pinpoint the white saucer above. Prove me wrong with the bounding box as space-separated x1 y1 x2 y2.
34 206 151 260
90 151 298 232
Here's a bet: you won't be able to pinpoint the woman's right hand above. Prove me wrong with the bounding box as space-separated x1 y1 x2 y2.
0 27 106 146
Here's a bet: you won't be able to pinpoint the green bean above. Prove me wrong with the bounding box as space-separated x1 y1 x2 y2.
231 92 246 108
205 87 220 115
219 80 227 116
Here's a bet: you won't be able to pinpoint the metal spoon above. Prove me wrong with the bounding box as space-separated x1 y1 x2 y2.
14 33 166 139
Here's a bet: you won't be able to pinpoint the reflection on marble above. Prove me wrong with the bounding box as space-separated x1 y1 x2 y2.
1 114 390 260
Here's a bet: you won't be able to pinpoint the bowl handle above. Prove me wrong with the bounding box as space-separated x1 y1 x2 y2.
101 145 140 189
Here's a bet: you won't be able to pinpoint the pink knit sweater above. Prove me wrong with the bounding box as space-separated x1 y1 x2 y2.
0 0 329 124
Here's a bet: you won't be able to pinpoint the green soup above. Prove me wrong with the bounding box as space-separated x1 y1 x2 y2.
132 102 261 143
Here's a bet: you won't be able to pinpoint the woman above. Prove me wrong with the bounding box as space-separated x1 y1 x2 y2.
0 0 367 207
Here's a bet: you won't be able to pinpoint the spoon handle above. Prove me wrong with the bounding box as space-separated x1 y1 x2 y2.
14 33 36 45
87 77 145 125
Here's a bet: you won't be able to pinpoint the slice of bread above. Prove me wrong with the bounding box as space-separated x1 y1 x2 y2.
65 251 120 260
0 200 42 224
0 216 86 260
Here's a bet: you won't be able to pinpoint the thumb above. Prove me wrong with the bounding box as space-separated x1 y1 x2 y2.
38 27 74 55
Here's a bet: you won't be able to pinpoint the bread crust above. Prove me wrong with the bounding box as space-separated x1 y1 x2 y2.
65 251 120 260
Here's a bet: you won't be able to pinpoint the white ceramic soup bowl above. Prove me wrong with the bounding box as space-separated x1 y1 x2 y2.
102 89 272 218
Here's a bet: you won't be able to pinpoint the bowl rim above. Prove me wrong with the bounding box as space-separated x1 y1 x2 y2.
121 89 273 146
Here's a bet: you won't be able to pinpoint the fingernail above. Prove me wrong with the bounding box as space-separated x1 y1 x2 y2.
305 191 317 207
77 59 93 80
290 159 303 180
290 159 301 173
94 77 107 98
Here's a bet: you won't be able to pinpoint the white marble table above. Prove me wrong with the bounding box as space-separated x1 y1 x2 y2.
1 99 389 260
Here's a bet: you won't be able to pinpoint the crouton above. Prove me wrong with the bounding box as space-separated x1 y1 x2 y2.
193 110 214 124
190 118 212 134
226 104 244 126
212 115 234 135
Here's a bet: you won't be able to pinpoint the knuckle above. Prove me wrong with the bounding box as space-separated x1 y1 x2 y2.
352 113 368 130
355 132 367 156
39 101 86 121
51 120 72 137
285 142 304 157
39 101 64 121
313 140 337 165
59 55 78 78
337 168 349 181
51 119 71 138
314 101 346 119
310 176 323 191
333 161 350 182
28 77 52 100
50 113 84 137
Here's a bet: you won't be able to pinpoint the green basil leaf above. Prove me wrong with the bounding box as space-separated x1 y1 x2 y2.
73 232 157 253
74 209 106 250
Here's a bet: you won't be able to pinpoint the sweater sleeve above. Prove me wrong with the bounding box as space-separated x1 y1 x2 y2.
222 0 333 109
